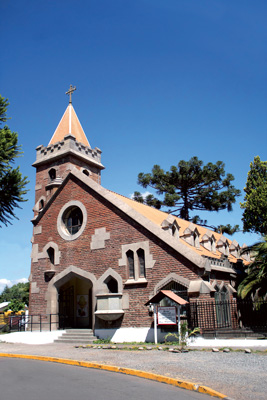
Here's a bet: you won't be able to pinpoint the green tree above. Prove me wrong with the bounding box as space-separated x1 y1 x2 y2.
237 237 267 301
0 95 28 227
134 157 241 227
8 299 25 313
0 282 29 307
214 224 240 235
240 156 267 235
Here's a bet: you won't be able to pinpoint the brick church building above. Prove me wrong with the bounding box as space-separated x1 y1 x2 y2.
29 87 249 341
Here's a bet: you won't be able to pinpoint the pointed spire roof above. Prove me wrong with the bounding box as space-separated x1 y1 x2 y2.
49 103 90 147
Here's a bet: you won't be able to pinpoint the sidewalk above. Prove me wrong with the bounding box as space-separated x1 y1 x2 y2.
1 330 267 349
0 330 66 344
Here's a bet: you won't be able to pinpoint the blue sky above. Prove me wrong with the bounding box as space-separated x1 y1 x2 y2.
0 0 266 293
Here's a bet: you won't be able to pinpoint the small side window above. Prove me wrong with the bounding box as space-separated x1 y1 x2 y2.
137 248 146 278
39 199 44 211
82 169 90 176
126 250 135 279
49 168 56 181
105 277 118 293
47 247 55 265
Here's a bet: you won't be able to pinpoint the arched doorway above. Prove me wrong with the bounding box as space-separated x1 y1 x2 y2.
47 266 96 330
58 276 93 328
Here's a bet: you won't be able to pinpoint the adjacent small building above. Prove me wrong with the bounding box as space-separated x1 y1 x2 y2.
29 91 249 341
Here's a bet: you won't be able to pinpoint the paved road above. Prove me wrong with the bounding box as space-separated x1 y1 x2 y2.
1 341 267 400
0 358 211 400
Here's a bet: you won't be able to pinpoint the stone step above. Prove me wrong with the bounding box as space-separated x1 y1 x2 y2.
62 331 95 335
65 328 93 331
64 329 94 334
60 334 96 339
55 338 96 344
54 329 98 344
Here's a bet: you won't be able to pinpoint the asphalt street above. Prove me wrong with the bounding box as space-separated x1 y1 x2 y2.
1 337 267 400
0 358 212 400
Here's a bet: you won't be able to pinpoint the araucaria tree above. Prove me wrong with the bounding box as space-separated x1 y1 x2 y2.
240 156 267 236
134 157 241 225
0 95 28 226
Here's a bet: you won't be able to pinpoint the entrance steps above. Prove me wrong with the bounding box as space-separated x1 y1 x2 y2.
54 329 98 344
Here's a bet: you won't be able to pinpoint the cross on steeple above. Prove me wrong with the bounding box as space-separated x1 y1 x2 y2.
66 84 76 103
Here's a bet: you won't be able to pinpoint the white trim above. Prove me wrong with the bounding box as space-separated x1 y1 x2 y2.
69 104 72 134
125 277 148 285
95 327 167 343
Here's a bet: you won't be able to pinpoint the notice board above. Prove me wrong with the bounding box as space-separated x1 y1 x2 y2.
157 306 177 325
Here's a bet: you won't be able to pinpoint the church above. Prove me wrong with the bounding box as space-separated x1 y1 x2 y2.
29 86 249 341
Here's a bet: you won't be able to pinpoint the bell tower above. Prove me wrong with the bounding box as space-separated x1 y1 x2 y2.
32 85 104 216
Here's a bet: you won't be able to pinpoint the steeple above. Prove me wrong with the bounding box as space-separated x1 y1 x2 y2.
49 85 90 147
32 86 104 210
49 103 90 147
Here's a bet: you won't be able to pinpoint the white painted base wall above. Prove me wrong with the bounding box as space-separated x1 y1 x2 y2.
95 327 171 343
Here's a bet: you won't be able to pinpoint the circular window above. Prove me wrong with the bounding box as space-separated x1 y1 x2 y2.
63 206 83 234
57 201 87 241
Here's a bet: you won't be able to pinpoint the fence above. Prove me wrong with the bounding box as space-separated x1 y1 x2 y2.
6 314 66 332
188 299 267 337
2 300 267 336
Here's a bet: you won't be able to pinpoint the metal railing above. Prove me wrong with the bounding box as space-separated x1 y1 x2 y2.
6 314 67 332
187 299 267 336
3 300 267 337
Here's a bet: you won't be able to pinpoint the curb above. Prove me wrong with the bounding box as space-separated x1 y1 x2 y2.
0 353 230 399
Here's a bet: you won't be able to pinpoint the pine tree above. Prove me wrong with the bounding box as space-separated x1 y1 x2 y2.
0 95 28 226
134 157 240 227
240 156 267 235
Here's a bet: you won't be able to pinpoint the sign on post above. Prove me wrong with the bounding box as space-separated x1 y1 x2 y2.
157 306 177 325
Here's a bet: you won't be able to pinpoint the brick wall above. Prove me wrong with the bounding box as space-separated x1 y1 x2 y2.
30 175 200 328
34 155 101 215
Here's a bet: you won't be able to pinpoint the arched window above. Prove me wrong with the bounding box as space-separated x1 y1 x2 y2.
47 247 55 265
160 281 188 317
105 277 118 293
82 169 90 176
214 285 231 327
49 168 56 181
39 199 44 211
126 250 135 279
161 281 188 301
120 242 152 284
215 285 229 302
137 248 146 278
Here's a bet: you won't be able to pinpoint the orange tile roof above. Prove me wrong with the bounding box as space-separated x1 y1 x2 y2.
49 104 90 147
111 192 248 265
145 290 188 305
